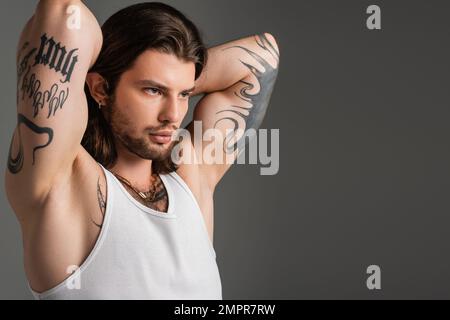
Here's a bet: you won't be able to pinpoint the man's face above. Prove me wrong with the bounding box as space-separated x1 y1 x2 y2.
107 49 196 161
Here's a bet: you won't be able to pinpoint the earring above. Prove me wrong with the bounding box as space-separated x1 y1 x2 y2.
98 101 102 109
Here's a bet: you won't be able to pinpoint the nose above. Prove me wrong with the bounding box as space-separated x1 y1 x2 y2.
158 95 180 124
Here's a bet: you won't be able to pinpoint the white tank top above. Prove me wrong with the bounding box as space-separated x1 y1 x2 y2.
28 163 222 299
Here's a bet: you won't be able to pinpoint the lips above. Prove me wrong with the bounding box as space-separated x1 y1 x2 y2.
151 131 173 136
149 131 174 144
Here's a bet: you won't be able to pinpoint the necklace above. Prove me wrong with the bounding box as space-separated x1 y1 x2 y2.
112 172 158 202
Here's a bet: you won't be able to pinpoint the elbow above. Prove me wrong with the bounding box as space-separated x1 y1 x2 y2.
262 32 280 62
263 33 279 51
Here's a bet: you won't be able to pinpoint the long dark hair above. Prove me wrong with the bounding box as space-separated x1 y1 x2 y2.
82 2 207 174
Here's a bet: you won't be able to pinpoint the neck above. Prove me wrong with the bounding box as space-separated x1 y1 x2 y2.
108 143 156 191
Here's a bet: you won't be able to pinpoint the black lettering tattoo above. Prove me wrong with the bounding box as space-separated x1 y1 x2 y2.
16 35 71 119
217 34 280 153
7 113 54 174
33 33 79 83
20 71 69 118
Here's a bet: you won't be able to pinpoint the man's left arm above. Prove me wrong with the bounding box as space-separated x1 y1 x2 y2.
186 33 280 190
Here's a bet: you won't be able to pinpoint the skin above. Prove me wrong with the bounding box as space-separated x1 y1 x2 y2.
4 0 280 293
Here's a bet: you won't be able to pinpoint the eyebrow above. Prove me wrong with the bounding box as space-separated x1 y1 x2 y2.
135 79 195 93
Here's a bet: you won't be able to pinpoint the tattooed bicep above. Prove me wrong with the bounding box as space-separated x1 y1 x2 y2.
6 3 101 203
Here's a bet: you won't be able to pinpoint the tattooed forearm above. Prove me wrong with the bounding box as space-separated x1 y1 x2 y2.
217 33 279 152
7 113 54 174
92 176 106 228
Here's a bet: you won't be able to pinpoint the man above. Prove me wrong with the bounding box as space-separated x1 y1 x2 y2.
5 0 279 299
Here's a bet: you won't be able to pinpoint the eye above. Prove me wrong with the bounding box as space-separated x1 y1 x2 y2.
144 87 161 96
180 92 191 99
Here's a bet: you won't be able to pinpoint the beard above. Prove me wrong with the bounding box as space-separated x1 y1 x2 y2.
108 104 178 162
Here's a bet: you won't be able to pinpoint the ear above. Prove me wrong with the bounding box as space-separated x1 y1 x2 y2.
85 72 109 106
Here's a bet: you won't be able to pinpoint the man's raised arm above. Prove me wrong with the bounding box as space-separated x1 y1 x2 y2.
186 33 280 189
5 0 102 211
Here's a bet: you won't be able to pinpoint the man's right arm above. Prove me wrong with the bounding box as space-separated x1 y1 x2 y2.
4 0 102 214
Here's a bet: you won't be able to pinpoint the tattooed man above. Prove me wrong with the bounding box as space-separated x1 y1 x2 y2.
5 1 279 299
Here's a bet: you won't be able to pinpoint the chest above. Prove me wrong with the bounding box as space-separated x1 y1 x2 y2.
111 170 215 244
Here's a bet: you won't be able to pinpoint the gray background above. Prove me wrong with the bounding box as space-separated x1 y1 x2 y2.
1 0 449 299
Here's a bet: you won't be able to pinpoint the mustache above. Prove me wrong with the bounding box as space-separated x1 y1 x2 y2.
147 125 178 134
